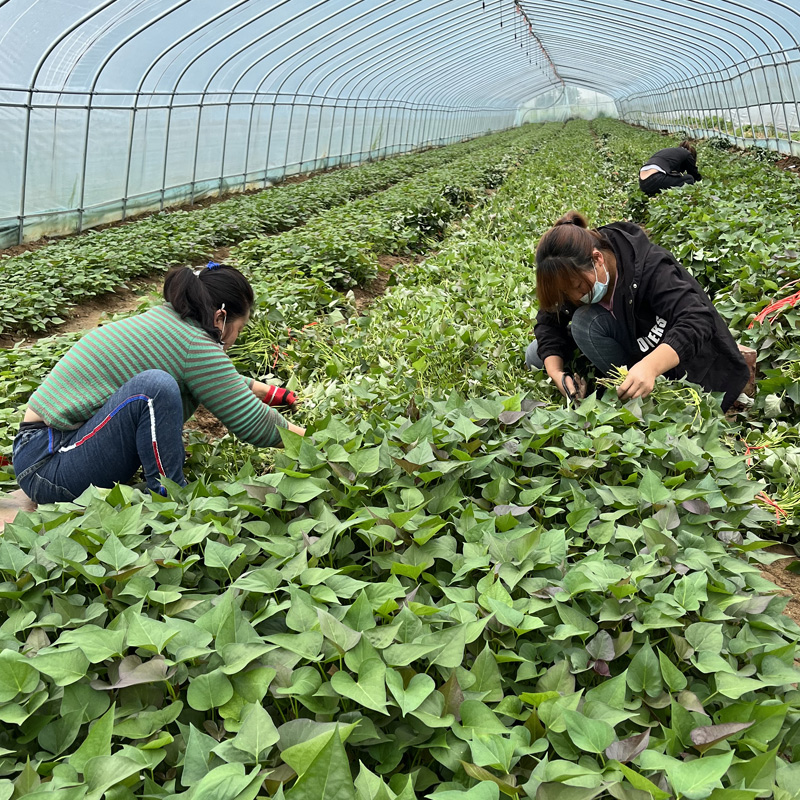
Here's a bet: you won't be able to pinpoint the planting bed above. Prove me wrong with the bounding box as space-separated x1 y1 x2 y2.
0 121 799 799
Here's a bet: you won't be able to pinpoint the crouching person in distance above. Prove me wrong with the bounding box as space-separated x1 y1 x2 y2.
13 263 305 504
639 140 702 197
524 211 749 411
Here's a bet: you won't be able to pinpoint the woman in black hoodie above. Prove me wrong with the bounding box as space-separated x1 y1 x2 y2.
525 211 749 411
639 140 702 196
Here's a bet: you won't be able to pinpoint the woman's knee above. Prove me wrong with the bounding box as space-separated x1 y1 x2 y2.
570 304 611 350
128 370 181 404
525 340 544 370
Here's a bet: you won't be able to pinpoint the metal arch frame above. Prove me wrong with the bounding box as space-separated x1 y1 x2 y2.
332 10 539 159
259 0 464 179
185 0 342 203
228 0 422 188
523 1 751 92
316 2 552 162
679 0 800 137
125 0 302 210
381 22 682 124
686 0 800 139
348 5 563 152
290 0 517 170
615 0 799 139
17 0 119 244
384 47 560 149
42 0 724 227
542 0 800 139
73 0 196 232
241 1 525 181
235 0 523 182
519 2 750 138
523 3 761 138
352 10 561 144
348 5 680 117
123 0 256 218
10 0 800 243
336 3 555 105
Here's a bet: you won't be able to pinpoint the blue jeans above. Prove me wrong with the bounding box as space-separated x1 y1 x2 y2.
13 370 187 504
526 304 638 374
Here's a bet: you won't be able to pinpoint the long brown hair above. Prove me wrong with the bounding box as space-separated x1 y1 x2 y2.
535 211 613 311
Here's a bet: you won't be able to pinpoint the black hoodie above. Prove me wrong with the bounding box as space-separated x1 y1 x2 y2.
533 222 749 411
644 147 702 181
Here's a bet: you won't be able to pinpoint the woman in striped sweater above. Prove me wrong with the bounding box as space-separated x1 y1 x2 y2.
12 263 305 504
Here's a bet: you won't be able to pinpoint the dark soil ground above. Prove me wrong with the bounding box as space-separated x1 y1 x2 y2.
761 545 800 626
775 155 800 173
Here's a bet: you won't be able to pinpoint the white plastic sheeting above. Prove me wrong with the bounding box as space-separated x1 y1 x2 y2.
0 0 798 246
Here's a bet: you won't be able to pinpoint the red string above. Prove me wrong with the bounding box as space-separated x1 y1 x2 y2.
271 321 320 371
757 491 789 523
749 285 800 328
743 442 766 467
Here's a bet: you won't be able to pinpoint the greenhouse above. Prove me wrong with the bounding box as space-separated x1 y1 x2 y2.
0 1 800 798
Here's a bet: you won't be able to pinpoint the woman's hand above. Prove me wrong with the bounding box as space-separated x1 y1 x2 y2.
617 361 658 400
543 356 586 401
287 422 306 437
617 344 680 401
559 372 588 400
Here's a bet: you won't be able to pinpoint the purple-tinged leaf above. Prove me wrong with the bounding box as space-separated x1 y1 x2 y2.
681 498 711 515
91 655 173 690
690 721 754 751
677 689 708 715
498 410 527 425
591 659 611 677
586 631 615 662
605 729 650 763
438 672 465 722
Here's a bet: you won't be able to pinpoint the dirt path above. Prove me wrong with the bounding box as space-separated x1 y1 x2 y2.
760 545 800 626
0 247 234 349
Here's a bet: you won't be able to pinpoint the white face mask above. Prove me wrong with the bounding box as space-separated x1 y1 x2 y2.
579 261 609 305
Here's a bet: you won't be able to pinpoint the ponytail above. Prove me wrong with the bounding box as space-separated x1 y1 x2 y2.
163 263 254 342
535 211 613 311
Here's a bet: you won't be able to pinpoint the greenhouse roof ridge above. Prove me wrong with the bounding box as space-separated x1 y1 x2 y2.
1 0 794 107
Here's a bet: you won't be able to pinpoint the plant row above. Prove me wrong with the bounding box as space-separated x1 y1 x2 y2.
0 128 544 480
591 116 800 539
0 121 796 799
0 129 526 334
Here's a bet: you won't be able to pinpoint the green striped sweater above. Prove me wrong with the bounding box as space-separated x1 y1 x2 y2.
28 304 287 447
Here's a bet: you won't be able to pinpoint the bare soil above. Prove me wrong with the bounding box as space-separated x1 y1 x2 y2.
775 155 800 174
760 544 800 626
0 246 234 349
352 252 428 314
185 405 229 439
353 256 402 313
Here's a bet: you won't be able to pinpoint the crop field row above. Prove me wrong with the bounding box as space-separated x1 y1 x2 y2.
0 126 533 334
0 125 545 479
0 120 799 799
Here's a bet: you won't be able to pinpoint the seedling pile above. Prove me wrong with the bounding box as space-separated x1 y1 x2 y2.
0 120 800 799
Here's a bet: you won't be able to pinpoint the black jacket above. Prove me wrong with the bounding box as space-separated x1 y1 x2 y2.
644 147 702 181
533 222 749 410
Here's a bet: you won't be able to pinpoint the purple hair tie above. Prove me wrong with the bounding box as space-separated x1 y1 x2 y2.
206 261 222 270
